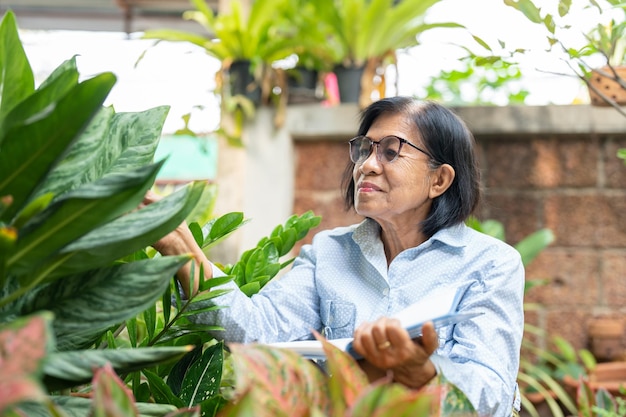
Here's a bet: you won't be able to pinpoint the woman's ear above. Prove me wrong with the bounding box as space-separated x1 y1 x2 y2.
429 164 455 199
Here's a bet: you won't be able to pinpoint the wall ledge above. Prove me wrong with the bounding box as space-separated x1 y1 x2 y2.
285 103 626 140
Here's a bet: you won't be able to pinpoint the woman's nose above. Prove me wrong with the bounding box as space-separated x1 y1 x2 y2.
359 146 383 173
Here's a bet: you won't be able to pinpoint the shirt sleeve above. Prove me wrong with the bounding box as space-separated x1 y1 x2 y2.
430 245 525 417
186 244 322 344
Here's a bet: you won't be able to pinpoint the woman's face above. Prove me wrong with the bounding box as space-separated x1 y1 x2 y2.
352 112 436 228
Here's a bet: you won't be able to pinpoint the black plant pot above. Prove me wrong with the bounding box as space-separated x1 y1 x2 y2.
227 60 262 106
334 64 365 103
287 67 320 104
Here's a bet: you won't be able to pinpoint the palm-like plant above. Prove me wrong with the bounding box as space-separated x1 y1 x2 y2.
307 0 462 106
143 0 301 145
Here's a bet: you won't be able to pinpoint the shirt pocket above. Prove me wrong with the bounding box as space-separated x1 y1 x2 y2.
436 324 455 351
320 300 356 340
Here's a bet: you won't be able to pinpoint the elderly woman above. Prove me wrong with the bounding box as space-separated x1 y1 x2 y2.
150 97 524 417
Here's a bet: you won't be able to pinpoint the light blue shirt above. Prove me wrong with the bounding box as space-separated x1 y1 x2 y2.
195 219 524 417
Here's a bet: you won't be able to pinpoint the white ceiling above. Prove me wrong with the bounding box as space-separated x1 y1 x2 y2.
1 0 219 34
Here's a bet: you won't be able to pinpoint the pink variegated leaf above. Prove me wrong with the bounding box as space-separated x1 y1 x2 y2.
347 380 435 417
228 343 329 417
0 313 52 414
90 363 138 417
313 330 369 413
420 375 478 416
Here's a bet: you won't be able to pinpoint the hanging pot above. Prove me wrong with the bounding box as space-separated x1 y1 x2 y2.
587 65 626 106
227 60 262 106
287 67 320 104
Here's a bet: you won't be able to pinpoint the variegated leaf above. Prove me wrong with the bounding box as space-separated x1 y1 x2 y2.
7 161 164 277
0 72 116 223
43 346 193 391
19 255 190 351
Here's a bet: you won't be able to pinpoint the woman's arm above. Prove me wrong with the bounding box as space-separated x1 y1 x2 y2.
143 191 213 298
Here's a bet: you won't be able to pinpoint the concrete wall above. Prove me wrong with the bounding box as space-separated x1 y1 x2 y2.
284 103 626 353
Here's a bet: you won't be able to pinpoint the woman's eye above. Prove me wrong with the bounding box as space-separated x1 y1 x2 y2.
383 148 398 161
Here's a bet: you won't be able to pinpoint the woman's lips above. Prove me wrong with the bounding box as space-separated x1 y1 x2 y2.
358 182 382 192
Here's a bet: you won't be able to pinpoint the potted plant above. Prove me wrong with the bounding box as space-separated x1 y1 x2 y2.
281 0 337 104
143 0 301 145
305 0 463 106
219 331 477 417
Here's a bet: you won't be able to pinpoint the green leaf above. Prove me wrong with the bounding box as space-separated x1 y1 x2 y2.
167 346 203 397
17 396 178 417
7 161 164 278
19 255 190 351
35 106 169 200
0 11 35 122
143 368 185 408
208 212 244 241
515 228 555 266
144 303 157 342
276 229 296 256
0 72 116 223
46 181 206 280
239 281 261 297
179 342 224 407
189 222 204 247
43 346 193 391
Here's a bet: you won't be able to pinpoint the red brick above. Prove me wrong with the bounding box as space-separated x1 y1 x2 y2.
481 193 542 245
484 139 534 188
602 251 626 307
544 194 626 247
295 141 351 191
524 249 600 307
545 309 589 351
605 138 626 189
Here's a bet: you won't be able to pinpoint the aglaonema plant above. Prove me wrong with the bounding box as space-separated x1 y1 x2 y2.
0 9 218 416
217 331 477 417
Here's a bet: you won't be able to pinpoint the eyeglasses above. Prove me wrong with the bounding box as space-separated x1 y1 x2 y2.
348 135 433 164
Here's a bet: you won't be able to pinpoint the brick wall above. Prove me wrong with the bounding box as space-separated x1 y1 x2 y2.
289 104 626 354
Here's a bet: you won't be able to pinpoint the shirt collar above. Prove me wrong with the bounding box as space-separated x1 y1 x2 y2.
353 218 468 250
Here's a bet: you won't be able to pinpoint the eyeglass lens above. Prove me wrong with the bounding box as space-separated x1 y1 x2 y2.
350 136 403 164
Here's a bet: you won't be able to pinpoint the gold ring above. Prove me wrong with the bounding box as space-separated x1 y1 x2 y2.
377 340 391 350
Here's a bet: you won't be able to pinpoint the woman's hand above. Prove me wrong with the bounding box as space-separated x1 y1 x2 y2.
142 190 213 298
351 317 438 389
142 191 195 255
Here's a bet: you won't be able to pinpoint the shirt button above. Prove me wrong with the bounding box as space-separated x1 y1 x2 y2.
382 288 389 296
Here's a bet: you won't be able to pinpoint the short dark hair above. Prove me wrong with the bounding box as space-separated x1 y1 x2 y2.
341 97 481 237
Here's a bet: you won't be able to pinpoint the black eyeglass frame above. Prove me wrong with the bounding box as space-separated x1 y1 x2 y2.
348 135 433 164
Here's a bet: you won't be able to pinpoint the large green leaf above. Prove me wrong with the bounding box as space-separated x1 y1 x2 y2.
17 396 178 417
0 73 116 223
0 11 34 124
515 228 555 267
7 161 164 277
179 342 224 407
19 255 190 351
41 181 206 279
144 368 186 408
34 104 168 200
43 346 193 391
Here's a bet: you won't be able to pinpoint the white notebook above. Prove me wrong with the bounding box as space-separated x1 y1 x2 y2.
269 287 482 359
